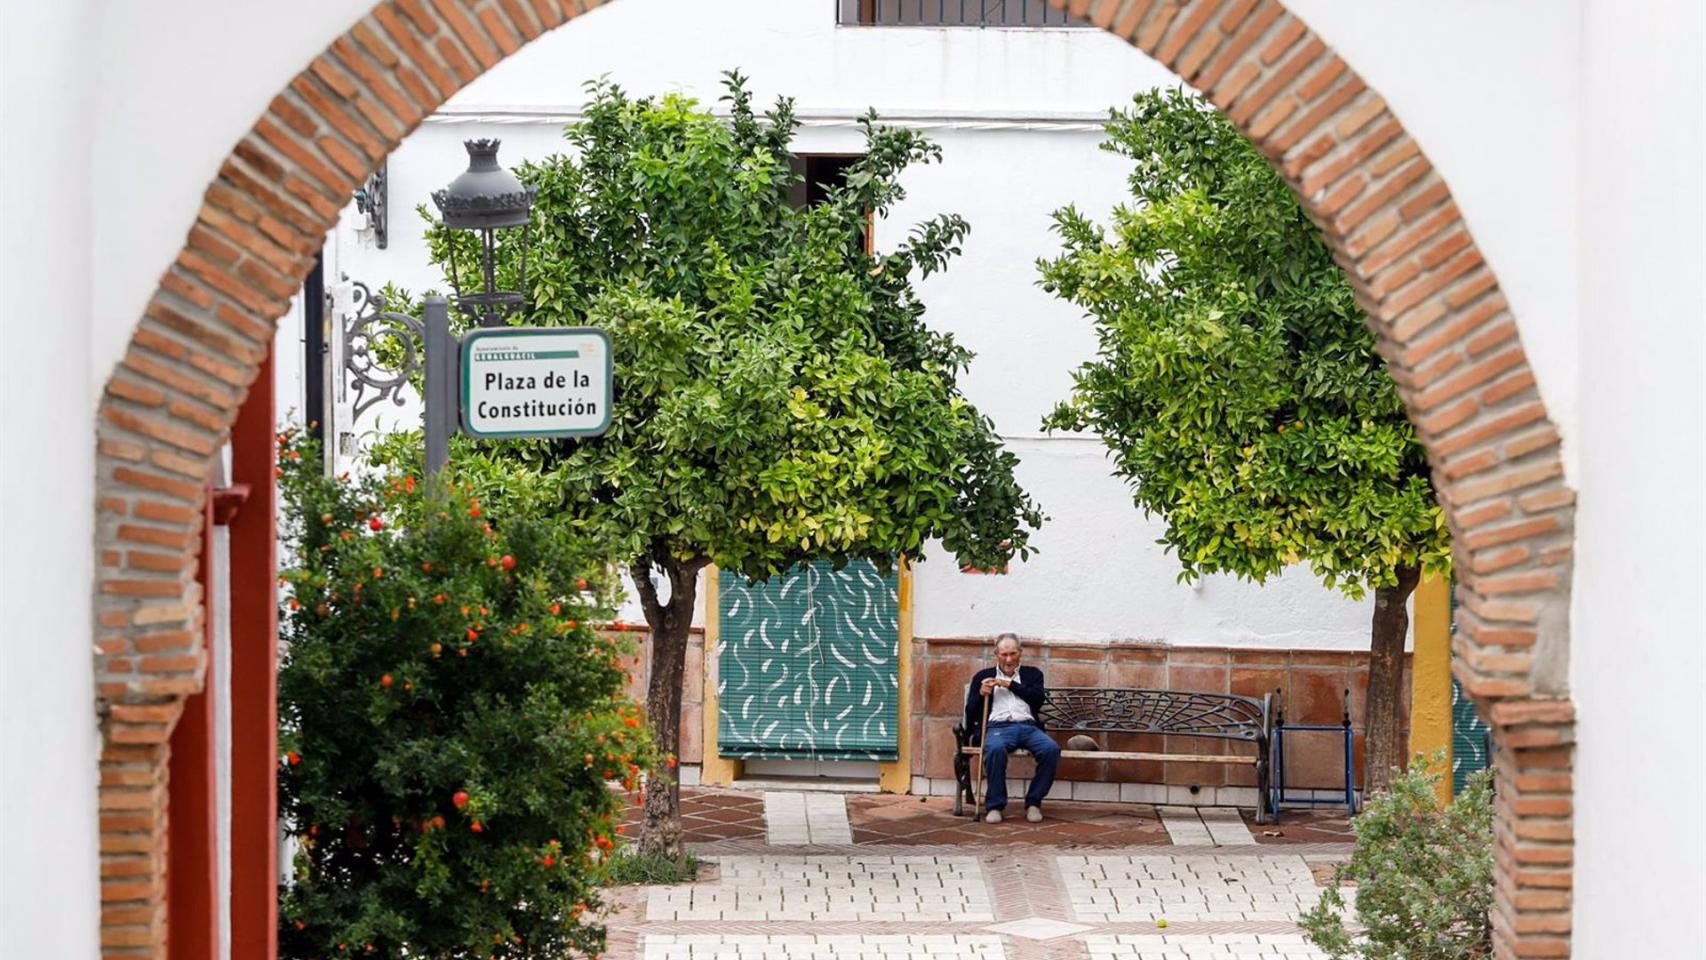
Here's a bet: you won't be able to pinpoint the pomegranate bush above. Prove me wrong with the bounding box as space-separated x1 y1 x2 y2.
276 429 652 959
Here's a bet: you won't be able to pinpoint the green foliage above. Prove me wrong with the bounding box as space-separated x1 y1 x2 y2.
275 428 653 959
420 73 1043 579
1040 88 1448 598
600 845 701 886
1301 756 1495 959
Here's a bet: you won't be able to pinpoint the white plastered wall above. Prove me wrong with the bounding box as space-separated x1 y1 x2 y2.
1570 0 1706 951
1287 0 1583 478
0 0 101 955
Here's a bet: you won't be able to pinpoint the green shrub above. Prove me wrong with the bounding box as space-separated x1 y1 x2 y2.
600 846 701 887
1300 755 1494 959
275 428 653 959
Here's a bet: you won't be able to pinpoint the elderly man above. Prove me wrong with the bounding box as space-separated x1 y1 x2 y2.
963 633 1061 823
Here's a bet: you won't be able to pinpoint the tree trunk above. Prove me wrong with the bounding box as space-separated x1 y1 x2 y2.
1364 562 1422 796
631 551 705 859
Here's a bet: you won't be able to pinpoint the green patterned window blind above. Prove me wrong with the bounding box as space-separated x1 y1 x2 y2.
1451 678 1492 794
717 560 900 761
1449 582 1493 794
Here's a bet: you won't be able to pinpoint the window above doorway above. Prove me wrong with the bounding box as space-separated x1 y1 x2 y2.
791 153 872 253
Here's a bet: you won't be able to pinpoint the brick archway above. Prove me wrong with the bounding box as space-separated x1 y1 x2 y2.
91 1 1577 955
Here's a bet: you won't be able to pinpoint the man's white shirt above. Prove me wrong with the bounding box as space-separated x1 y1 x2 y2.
987 667 1034 723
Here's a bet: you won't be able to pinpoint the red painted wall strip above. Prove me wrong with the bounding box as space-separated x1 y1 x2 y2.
228 354 279 960
166 487 221 960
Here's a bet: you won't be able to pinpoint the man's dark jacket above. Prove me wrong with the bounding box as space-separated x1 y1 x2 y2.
962 664 1048 746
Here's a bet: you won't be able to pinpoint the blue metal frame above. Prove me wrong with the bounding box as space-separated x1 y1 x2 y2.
1268 688 1358 820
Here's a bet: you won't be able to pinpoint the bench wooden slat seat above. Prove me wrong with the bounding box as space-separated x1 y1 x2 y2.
958 748 1255 765
951 686 1274 823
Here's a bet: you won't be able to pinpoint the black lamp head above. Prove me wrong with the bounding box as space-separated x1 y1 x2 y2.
430 139 535 230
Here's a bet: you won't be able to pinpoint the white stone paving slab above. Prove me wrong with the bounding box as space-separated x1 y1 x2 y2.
762 791 810 845
1057 854 1322 923
983 917 1093 940
762 791 855 845
1197 807 1257 846
804 790 854 844
1157 807 1215 846
647 855 995 923
1083 932 1328 959
642 934 1006 959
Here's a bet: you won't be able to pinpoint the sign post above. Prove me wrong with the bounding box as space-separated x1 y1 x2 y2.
422 296 457 475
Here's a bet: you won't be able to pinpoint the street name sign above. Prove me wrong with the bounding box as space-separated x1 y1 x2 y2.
460 327 612 438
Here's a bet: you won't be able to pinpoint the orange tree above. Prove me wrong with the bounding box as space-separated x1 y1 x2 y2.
1040 89 1450 793
416 75 1044 856
275 429 650 959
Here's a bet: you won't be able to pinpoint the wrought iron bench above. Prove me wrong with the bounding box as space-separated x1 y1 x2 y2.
951 686 1275 823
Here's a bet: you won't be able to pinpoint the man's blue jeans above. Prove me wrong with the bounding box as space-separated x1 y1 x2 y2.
981 721 1061 812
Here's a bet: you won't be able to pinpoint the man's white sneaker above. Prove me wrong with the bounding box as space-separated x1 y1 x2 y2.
1026 806 1043 823
984 809 1002 824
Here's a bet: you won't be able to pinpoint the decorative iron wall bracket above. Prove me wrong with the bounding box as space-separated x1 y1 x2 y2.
342 281 423 422
337 281 457 476
353 162 388 249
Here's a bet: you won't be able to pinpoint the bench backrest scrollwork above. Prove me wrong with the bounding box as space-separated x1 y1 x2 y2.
1039 687 1271 742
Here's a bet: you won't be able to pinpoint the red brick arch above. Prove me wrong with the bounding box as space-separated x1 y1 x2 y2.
91 0 1577 955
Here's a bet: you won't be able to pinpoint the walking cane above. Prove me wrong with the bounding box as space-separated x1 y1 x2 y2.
971 689 992 820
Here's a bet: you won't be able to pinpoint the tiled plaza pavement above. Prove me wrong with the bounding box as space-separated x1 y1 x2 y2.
606 787 1354 960
619 788 1353 849
842 792 1353 847
1057 854 1321 923
647 854 994 923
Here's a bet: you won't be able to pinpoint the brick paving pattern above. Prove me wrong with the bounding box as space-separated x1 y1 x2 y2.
1058 855 1322 924
620 787 768 843
621 787 1352 848
1240 810 1353 845
843 790 1353 847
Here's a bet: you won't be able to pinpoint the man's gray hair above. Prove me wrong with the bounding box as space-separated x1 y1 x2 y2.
993 633 1022 651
